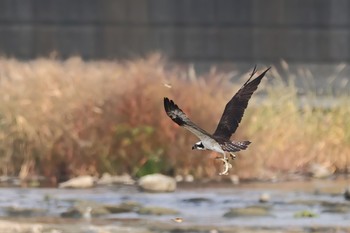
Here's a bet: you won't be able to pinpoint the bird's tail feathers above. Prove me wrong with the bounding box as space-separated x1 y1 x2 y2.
235 140 251 150
223 141 251 152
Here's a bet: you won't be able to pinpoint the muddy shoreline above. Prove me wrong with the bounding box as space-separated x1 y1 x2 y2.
0 218 350 233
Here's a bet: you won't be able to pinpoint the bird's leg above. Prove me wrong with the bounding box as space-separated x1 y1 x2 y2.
216 152 232 176
229 152 236 160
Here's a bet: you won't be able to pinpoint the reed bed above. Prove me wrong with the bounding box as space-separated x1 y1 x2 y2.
0 55 349 183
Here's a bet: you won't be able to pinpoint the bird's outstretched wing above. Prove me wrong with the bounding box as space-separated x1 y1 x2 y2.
164 97 212 141
213 67 270 140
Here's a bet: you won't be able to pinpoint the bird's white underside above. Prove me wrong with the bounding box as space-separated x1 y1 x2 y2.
181 117 233 175
200 138 232 175
202 140 224 153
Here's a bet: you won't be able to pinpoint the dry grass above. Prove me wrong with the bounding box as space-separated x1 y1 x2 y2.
237 63 350 179
0 55 349 183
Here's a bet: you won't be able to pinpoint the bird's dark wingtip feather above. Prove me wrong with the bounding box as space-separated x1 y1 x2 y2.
243 65 269 87
252 64 257 71
253 66 270 78
163 97 178 111
244 66 270 86
164 97 170 111
163 97 187 126
261 67 271 75
164 97 177 114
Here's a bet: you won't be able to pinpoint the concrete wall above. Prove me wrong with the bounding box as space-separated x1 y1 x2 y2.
0 0 350 63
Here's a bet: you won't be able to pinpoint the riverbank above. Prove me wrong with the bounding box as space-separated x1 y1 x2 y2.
1 218 350 233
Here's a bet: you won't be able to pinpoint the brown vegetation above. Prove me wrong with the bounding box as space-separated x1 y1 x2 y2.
0 55 349 183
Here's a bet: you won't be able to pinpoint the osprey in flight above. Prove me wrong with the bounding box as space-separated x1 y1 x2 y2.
164 67 270 175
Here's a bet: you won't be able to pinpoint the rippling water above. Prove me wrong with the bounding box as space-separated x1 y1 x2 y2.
0 179 349 228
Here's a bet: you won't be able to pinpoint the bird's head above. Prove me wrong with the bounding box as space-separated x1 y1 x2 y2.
192 141 205 150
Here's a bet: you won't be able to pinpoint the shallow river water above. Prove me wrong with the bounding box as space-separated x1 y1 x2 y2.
0 178 350 232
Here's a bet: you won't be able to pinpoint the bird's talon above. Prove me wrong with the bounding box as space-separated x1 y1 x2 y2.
230 153 236 160
217 157 232 176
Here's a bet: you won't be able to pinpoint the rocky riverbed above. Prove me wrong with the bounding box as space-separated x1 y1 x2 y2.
0 178 350 233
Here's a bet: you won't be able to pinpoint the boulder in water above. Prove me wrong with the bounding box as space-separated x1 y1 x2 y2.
138 173 176 192
58 175 96 189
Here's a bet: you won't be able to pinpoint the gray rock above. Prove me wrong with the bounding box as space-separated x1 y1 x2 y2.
320 201 350 208
61 208 90 218
5 206 46 217
97 173 135 185
22 175 46 187
96 173 113 185
137 206 179 215
138 173 176 192
314 186 344 195
322 205 350 214
175 175 183 182
223 206 270 218
182 197 213 204
61 200 109 218
345 187 350 201
0 176 21 186
184 174 194 182
104 201 143 213
229 175 240 185
308 163 334 179
58 175 96 189
289 199 350 214
175 174 194 182
290 199 323 206
259 193 270 203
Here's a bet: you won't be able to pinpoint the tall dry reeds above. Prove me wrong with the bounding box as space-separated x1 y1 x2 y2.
0 55 349 183
238 65 350 179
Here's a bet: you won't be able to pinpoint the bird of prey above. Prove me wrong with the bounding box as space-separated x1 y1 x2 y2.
163 67 270 175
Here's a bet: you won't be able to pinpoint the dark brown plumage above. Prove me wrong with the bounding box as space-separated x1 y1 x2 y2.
213 67 271 139
164 97 212 139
